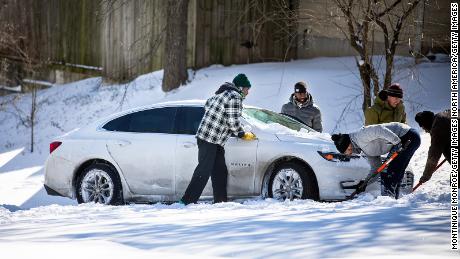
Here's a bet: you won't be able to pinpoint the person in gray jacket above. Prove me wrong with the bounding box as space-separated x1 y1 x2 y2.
281 82 323 132
332 122 421 198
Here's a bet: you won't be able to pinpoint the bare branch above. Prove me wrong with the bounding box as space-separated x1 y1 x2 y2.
376 0 402 18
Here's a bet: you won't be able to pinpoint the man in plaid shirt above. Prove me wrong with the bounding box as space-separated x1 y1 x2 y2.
181 74 256 205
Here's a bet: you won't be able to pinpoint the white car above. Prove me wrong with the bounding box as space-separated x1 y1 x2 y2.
44 100 412 205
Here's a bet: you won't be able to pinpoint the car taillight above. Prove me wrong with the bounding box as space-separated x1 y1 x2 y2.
50 141 62 154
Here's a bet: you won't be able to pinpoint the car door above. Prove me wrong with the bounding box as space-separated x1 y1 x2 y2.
225 134 257 196
174 106 211 196
174 106 257 198
104 107 177 195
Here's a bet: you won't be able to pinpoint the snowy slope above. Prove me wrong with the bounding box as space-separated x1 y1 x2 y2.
0 56 454 258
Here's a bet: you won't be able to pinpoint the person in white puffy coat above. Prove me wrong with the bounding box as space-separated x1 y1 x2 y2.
332 122 421 198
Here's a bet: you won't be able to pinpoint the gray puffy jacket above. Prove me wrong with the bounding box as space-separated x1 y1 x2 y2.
350 122 411 173
281 93 322 132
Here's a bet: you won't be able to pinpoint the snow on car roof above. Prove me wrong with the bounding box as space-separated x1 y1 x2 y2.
150 99 261 110
153 99 206 107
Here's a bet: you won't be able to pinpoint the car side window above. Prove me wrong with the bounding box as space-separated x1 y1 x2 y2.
103 113 131 132
103 107 177 133
175 107 205 135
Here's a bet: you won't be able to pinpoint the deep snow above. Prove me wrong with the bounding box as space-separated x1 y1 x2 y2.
0 56 455 258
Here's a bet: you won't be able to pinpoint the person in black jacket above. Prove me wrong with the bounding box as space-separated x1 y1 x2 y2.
281 82 323 132
415 109 451 183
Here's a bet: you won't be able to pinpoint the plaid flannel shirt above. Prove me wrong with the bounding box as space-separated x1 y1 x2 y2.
196 83 244 146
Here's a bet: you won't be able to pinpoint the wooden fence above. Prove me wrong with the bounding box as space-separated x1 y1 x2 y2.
0 0 449 84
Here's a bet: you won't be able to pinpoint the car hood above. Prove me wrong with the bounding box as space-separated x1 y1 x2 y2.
275 132 336 149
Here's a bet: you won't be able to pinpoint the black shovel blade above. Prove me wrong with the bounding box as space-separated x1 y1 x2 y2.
340 180 360 190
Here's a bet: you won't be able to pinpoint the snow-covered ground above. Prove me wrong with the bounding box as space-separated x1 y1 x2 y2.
0 56 455 257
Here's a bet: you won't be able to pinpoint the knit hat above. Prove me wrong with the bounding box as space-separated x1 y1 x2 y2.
331 134 351 153
415 111 435 131
233 74 251 88
386 83 403 98
294 82 307 93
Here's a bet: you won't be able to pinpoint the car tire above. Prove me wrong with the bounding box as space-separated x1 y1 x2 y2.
76 163 123 205
268 162 319 201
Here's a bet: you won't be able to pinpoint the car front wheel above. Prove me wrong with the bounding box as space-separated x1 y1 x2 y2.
268 162 318 201
76 163 123 205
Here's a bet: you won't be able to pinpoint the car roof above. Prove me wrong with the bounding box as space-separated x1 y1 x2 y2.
154 99 207 107
151 99 258 109
108 100 206 119
117 99 260 115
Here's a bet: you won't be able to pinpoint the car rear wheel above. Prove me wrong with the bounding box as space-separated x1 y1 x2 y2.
76 163 123 205
268 162 318 201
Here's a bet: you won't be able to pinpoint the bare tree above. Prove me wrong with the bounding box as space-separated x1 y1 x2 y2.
162 0 189 92
331 0 422 112
1 21 44 153
7 88 38 152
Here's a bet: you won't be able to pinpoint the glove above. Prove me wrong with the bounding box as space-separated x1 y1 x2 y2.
419 174 432 183
390 142 402 153
355 180 367 194
241 132 256 141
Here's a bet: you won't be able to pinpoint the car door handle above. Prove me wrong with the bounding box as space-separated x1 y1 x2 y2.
115 140 131 147
182 141 197 148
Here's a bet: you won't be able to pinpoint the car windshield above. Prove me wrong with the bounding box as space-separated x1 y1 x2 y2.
242 108 315 133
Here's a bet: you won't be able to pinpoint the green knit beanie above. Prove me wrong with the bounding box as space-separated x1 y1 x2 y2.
232 74 251 88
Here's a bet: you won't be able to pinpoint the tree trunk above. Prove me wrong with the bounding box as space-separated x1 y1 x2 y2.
383 55 394 89
413 0 425 61
30 86 36 153
359 62 372 113
162 0 189 92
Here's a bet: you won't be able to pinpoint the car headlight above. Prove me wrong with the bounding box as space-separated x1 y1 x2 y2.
317 151 360 162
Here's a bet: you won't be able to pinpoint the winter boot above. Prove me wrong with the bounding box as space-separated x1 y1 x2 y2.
381 183 399 199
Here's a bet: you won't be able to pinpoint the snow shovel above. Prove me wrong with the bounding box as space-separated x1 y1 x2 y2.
411 158 447 193
345 140 411 200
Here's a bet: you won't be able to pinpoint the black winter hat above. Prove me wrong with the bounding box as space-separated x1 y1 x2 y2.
294 82 307 93
331 134 351 153
386 83 403 98
233 74 251 88
415 111 435 130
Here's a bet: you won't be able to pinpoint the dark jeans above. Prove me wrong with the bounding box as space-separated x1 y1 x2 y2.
181 138 228 204
381 128 421 195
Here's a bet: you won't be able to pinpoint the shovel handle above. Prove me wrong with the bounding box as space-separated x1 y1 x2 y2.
412 182 423 192
412 158 448 193
347 141 412 200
